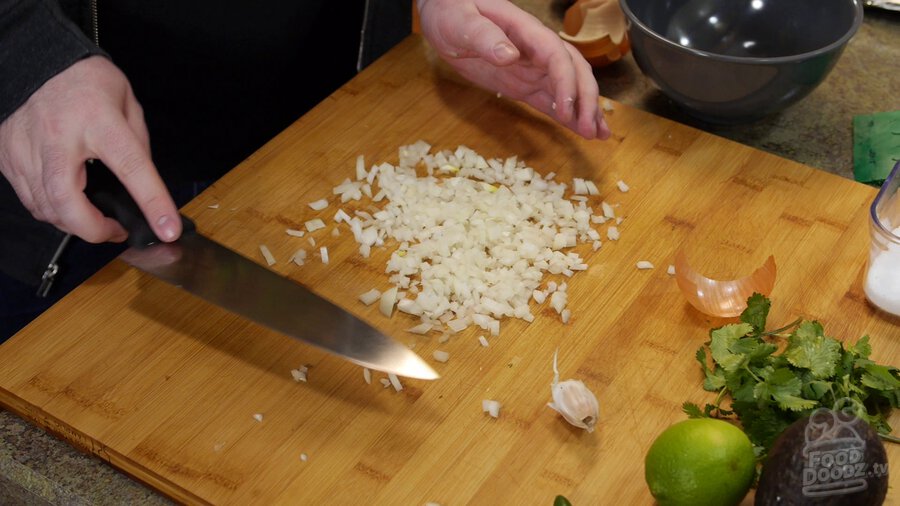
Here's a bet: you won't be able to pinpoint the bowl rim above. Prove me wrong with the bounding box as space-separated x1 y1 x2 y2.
618 0 865 64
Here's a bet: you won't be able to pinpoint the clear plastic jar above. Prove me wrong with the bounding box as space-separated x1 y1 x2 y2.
863 161 900 317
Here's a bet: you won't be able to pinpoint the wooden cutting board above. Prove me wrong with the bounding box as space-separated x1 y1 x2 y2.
1 36 897 505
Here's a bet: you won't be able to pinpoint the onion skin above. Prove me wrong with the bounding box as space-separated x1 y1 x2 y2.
674 250 777 318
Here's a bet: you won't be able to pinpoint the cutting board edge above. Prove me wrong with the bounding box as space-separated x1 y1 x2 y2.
0 388 210 506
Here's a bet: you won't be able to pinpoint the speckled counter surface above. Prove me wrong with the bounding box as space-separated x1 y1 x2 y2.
2 4 898 506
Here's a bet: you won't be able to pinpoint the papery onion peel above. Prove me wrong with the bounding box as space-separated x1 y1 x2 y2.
674 249 776 318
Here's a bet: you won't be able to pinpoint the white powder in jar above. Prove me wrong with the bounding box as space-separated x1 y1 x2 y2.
864 225 900 316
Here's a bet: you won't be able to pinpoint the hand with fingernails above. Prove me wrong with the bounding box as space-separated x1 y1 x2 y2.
417 0 611 140
0 56 182 245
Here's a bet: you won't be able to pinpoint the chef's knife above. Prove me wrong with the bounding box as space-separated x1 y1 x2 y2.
84 161 439 380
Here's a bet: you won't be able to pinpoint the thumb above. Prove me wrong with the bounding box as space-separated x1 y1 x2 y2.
425 4 520 66
459 17 520 65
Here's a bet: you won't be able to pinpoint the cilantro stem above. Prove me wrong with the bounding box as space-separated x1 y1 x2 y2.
760 317 802 338
880 433 900 444
743 365 763 383
711 388 730 417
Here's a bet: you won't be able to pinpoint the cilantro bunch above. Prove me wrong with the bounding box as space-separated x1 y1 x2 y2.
684 294 900 454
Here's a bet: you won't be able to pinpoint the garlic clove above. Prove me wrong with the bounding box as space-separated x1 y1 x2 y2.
548 349 600 432
549 380 600 432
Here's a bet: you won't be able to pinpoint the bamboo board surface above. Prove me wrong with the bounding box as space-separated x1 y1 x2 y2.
1 36 897 505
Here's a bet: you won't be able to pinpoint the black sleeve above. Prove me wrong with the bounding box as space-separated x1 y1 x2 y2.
0 0 105 123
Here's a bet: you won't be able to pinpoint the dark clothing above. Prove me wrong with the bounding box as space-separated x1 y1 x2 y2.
0 0 411 339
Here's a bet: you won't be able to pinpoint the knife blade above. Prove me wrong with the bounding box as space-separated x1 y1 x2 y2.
84 160 439 380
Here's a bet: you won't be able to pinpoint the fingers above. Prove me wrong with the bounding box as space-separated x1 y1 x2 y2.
86 115 181 243
37 143 121 242
562 43 610 140
422 0 521 65
419 0 613 139
479 0 583 125
0 56 179 244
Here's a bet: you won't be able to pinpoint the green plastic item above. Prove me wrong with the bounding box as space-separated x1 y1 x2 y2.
853 110 900 186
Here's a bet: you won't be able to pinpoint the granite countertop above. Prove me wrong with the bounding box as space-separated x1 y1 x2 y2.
2 4 898 505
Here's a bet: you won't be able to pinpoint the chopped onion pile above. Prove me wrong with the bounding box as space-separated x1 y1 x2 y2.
334 141 624 335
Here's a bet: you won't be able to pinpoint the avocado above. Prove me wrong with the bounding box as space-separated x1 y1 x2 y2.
755 409 888 505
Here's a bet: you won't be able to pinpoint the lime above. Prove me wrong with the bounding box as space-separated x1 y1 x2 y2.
644 418 755 506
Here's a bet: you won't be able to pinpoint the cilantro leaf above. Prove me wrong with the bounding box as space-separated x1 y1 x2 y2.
783 322 841 378
740 293 770 334
709 323 754 373
861 364 900 391
696 347 726 391
772 393 818 411
846 335 872 360
682 402 705 418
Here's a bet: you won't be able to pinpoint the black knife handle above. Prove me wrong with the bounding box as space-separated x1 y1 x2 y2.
84 159 195 248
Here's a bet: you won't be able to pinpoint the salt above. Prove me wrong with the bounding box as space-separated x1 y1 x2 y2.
864 225 900 316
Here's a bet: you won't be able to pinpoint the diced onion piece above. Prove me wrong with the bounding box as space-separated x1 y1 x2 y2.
379 378 391 388
550 291 567 314
667 264 676 276
286 228 305 237
447 318 469 333
208 203 220 209
300 453 309 462
585 180 600 196
636 260 654 270
359 288 381 305
305 218 326 232
616 180 630 192
379 286 399 317
674 249 777 318
573 178 588 195
482 399 501 418
607 226 620 241
308 199 328 211
407 322 432 334
478 335 489 347
334 209 352 223
601 98 614 112
532 290 547 304
259 245 276 266
253 413 263 422
320 246 329 265
363 368 372 384
355 155 366 181
291 366 308 382
388 373 403 392
308 237 316 247
291 248 308 263
433 350 450 363
601 201 615 219
561 308 571 324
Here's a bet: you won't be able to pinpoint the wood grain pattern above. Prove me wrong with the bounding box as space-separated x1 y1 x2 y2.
1 36 897 505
